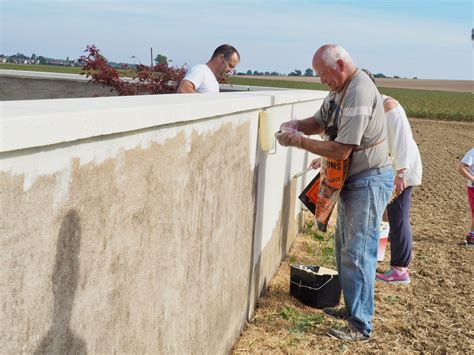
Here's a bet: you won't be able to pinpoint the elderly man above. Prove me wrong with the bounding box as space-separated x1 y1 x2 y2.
276 44 393 341
177 44 240 93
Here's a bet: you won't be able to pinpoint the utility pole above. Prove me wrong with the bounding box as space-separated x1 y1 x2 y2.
150 47 153 68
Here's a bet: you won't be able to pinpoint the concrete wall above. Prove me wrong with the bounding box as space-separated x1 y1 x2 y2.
0 69 283 101
0 87 325 353
0 70 118 100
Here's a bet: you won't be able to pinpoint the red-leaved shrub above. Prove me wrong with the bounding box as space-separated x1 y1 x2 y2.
80 45 187 95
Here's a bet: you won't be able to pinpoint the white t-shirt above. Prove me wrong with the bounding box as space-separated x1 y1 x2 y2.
382 95 422 187
461 148 474 187
182 64 219 93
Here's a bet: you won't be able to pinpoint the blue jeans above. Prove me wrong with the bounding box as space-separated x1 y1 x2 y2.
335 168 393 336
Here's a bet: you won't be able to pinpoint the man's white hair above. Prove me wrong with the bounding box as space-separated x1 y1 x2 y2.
320 45 353 69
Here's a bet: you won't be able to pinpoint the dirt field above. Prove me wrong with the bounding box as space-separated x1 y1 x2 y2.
238 75 473 93
232 119 473 353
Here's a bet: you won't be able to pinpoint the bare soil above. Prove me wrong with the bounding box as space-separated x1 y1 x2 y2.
232 119 474 353
238 75 473 93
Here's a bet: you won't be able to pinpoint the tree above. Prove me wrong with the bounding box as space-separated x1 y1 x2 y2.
246 70 252 75
80 44 187 95
288 69 302 76
154 54 168 65
38 56 46 64
304 68 314 77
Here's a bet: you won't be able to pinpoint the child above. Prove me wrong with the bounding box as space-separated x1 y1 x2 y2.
457 148 474 246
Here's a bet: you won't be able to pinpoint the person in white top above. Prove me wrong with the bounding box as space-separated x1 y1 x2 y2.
457 148 474 246
375 93 423 284
177 44 240 93
361 69 423 285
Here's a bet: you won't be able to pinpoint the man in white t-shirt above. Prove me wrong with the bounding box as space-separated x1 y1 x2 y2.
177 44 240 93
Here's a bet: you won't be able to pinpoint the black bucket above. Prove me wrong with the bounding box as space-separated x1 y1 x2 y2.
290 265 341 308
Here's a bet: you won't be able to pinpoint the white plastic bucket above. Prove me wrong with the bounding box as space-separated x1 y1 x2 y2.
377 222 390 261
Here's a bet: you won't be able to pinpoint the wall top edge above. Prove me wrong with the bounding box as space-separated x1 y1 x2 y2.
0 72 327 153
0 69 90 81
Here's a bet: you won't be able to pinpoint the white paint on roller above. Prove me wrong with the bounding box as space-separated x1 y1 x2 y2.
258 110 276 151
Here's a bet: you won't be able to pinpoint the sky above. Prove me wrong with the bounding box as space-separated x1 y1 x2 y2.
1 0 473 80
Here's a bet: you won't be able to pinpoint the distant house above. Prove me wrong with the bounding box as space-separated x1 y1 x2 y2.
46 58 69 66
2 54 80 67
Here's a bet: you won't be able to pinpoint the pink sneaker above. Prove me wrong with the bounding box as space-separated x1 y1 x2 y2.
376 267 411 285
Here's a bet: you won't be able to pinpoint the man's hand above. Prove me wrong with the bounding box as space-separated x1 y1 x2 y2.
309 158 321 170
280 120 299 132
275 130 303 148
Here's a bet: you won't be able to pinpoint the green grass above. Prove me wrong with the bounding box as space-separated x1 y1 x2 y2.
320 245 336 267
229 77 473 122
0 62 135 77
229 76 328 91
303 220 325 241
384 295 400 304
276 306 325 333
415 254 427 261
283 336 301 347
0 62 83 74
378 87 473 121
302 241 317 257
301 220 336 269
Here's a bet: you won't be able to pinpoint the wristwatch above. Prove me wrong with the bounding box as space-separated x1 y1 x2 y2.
397 172 405 178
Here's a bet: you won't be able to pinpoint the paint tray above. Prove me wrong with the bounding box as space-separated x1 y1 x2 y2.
290 265 341 308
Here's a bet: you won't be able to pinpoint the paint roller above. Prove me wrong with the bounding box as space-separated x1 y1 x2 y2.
259 110 317 177
258 110 276 152
259 110 303 153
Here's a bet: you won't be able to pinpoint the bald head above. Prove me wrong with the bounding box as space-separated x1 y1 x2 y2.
312 44 357 92
313 44 354 70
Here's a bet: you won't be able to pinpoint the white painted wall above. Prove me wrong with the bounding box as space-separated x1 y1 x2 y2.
0 87 327 352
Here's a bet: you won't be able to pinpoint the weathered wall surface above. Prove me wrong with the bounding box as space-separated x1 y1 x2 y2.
0 88 325 353
1 121 255 353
